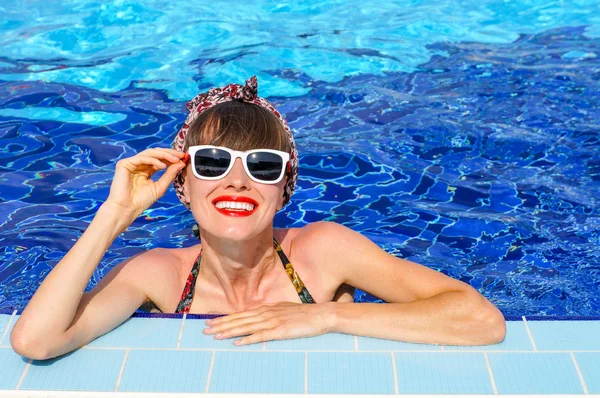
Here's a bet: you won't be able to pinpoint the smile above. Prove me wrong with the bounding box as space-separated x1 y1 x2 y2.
212 196 259 217
215 201 255 211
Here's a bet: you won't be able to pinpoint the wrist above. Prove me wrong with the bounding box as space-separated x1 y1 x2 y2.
321 301 340 333
97 202 136 234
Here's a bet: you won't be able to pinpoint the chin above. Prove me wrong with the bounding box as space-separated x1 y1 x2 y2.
216 225 261 241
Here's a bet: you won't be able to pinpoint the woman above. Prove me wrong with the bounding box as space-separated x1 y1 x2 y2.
11 76 506 360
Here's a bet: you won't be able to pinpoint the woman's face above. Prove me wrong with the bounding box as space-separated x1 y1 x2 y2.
182 156 287 241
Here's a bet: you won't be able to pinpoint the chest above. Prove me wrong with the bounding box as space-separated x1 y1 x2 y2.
178 237 337 314
187 254 330 314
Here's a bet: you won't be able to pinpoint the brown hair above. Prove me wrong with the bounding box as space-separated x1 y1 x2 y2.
183 100 291 153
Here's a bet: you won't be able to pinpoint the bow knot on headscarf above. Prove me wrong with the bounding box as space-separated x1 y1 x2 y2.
184 76 258 112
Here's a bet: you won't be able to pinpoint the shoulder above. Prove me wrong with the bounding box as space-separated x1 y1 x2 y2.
289 221 364 276
117 245 199 310
146 245 201 282
123 246 186 273
112 247 183 290
293 221 359 248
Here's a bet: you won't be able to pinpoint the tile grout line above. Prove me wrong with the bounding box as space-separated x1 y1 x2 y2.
304 352 308 394
0 310 17 346
74 346 600 353
15 359 32 390
204 351 216 393
484 352 498 395
440 345 445 351
522 316 538 351
570 352 589 394
354 335 358 351
262 342 266 351
114 349 130 392
391 352 399 394
176 313 187 349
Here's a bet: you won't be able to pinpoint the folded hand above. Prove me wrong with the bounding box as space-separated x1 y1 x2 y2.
203 301 335 346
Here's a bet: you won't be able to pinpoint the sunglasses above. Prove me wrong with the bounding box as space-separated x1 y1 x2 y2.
185 145 290 184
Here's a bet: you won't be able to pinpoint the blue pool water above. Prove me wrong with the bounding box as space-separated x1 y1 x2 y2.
0 0 599 317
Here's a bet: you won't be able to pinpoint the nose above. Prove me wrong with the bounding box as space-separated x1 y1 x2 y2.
222 158 250 190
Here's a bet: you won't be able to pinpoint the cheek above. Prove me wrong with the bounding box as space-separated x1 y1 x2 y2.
266 184 286 210
187 178 218 204
267 181 286 200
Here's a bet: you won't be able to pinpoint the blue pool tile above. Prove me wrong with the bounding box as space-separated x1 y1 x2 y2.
444 321 533 351
209 351 304 393
574 352 600 394
308 352 395 394
357 336 442 351
20 349 125 391
179 319 258 350
266 332 354 350
0 348 28 389
119 350 212 392
0 315 10 346
0 314 17 347
394 352 493 394
87 318 181 348
488 353 584 394
527 320 600 350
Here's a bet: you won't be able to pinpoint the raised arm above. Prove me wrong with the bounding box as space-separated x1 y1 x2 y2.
10 148 186 360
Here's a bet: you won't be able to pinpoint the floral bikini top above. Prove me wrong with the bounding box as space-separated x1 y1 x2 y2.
175 236 316 313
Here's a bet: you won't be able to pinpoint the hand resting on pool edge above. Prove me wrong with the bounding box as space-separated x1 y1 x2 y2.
10 76 506 360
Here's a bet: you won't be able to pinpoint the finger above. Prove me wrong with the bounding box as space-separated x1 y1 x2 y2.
141 148 185 161
156 147 186 157
137 149 181 165
127 155 167 170
205 315 273 335
206 305 273 326
212 319 277 340
141 147 183 155
155 161 186 196
234 328 281 346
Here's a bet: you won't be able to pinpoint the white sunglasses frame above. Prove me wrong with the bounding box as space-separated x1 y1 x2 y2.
187 145 290 184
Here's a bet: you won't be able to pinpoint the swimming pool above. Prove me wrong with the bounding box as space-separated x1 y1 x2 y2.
0 0 599 318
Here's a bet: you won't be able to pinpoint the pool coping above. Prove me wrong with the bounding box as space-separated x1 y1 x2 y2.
1 393 598 398
2 311 600 396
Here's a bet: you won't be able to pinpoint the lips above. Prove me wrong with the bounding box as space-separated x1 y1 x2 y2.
211 195 259 217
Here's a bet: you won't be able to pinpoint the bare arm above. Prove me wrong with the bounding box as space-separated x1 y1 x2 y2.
311 222 506 345
10 148 186 359
329 292 504 345
10 203 140 358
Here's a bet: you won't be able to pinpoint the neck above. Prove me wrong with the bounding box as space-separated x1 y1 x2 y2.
198 227 278 311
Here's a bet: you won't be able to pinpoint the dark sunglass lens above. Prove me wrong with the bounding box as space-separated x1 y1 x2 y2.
247 152 284 181
194 148 231 177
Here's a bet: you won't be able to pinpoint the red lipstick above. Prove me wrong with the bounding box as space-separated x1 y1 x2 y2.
211 195 259 217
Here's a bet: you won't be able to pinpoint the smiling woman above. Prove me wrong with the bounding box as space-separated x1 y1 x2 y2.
10 76 505 360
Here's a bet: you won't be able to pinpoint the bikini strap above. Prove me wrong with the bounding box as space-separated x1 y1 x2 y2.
175 249 202 314
273 236 316 304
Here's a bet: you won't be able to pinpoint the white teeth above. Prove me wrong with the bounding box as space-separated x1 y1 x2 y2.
215 201 255 211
